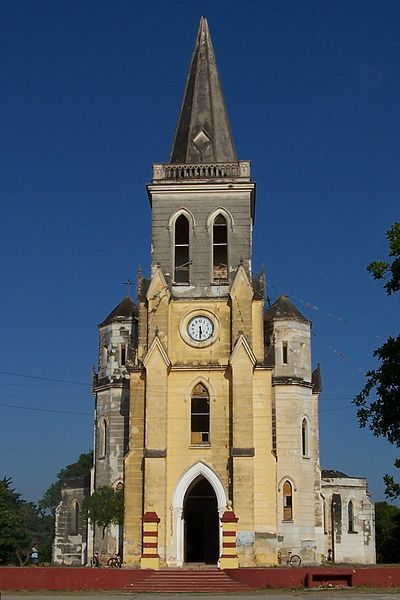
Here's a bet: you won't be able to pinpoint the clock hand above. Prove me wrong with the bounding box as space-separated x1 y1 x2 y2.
199 326 202 338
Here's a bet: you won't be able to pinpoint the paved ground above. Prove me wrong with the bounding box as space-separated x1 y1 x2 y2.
2 592 400 600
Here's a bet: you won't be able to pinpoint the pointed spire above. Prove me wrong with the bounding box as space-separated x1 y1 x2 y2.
170 17 237 164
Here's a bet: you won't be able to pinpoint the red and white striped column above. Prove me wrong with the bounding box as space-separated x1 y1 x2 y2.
141 511 160 569
219 506 239 569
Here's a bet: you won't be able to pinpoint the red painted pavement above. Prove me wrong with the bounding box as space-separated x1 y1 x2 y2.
0 565 400 591
227 566 400 589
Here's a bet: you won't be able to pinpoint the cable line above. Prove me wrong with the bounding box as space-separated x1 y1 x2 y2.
0 371 90 386
0 402 91 416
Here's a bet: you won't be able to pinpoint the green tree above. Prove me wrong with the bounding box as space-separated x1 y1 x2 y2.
39 451 93 515
83 486 124 538
0 478 52 565
367 223 400 294
0 477 28 564
375 501 400 563
354 223 400 497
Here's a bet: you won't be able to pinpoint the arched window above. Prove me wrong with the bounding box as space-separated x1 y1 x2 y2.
100 345 108 370
348 500 355 532
282 341 288 365
283 481 293 521
212 214 228 281
322 495 327 534
71 500 80 535
174 214 190 283
191 383 210 445
119 343 128 367
98 417 107 459
301 418 309 457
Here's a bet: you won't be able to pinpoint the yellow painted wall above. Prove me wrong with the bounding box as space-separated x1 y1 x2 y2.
123 267 292 567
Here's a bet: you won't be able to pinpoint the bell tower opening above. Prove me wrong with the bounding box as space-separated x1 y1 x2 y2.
183 476 219 564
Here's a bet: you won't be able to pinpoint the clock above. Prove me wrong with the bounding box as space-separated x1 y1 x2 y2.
187 315 214 341
180 310 219 347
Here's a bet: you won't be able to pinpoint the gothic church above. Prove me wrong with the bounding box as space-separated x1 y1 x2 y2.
53 17 375 568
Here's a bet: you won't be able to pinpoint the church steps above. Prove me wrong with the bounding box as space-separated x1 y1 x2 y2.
127 568 251 592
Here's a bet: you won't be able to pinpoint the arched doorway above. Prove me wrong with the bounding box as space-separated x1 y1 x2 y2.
172 461 227 567
183 476 219 564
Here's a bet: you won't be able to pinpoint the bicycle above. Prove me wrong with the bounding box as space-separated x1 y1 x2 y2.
107 553 122 568
277 549 302 567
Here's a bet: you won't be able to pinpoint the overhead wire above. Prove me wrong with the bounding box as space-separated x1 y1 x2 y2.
0 402 91 416
0 284 385 419
0 370 90 386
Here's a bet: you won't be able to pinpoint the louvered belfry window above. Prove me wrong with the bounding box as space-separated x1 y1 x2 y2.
212 214 228 281
175 214 190 283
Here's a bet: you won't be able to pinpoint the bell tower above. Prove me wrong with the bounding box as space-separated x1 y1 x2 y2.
147 17 255 297
52 15 375 570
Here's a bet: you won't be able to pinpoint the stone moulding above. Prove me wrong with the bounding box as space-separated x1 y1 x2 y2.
152 161 251 181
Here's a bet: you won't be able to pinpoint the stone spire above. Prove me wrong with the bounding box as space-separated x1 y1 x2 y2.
170 17 237 164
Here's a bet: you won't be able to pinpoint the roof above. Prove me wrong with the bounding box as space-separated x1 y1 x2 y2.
321 470 349 479
170 17 236 164
264 294 310 323
61 474 90 489
99 296 137 327
312 364 322 393
252 272 266 300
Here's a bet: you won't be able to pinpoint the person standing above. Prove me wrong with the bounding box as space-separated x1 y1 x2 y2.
30 544 39 566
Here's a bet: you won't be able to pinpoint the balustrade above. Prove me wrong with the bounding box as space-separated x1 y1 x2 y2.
152 161 251 181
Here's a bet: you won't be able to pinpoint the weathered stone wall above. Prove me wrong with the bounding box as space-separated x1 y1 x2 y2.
148 182 255 296
53 476 89 565
92 312 133 556
321 476 376 564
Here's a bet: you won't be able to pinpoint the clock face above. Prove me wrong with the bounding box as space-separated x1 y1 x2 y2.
187 316 214 341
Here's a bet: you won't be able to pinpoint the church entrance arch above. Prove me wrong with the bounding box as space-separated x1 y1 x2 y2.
184 476 219 563
172 462 227 566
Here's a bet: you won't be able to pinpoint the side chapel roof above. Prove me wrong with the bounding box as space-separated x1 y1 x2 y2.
170 17 237 164
312 363 322 394
99 296 137 328
321 470 349 479
264 294 310 323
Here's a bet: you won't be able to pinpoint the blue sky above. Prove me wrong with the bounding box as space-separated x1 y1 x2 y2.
1 0 399 503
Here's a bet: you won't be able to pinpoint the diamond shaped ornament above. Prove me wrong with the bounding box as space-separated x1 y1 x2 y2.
192 129 211 152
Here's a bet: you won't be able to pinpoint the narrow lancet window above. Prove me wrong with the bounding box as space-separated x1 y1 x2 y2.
71 500 80 535
283 481 293 521
348 500 354 532
98 417 107 458
191 383 210 444
100 346 108 371
119 343 127 366
282 342 288 365
213 214 228 281
174 215 190 283
301 418 309 457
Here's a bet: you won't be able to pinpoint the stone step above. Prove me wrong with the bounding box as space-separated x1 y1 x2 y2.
127 569 249 592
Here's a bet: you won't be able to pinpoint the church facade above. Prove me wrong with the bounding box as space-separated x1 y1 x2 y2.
53 18 375 568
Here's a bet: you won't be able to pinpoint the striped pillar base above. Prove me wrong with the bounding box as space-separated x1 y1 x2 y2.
141 511 160 569
219 508 239 569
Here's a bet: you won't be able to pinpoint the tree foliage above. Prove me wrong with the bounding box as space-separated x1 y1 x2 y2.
39 451 93 515
83 486 124 536
0 477 52 565
375 501 400 563
367 222 400 295
354 223 400 497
